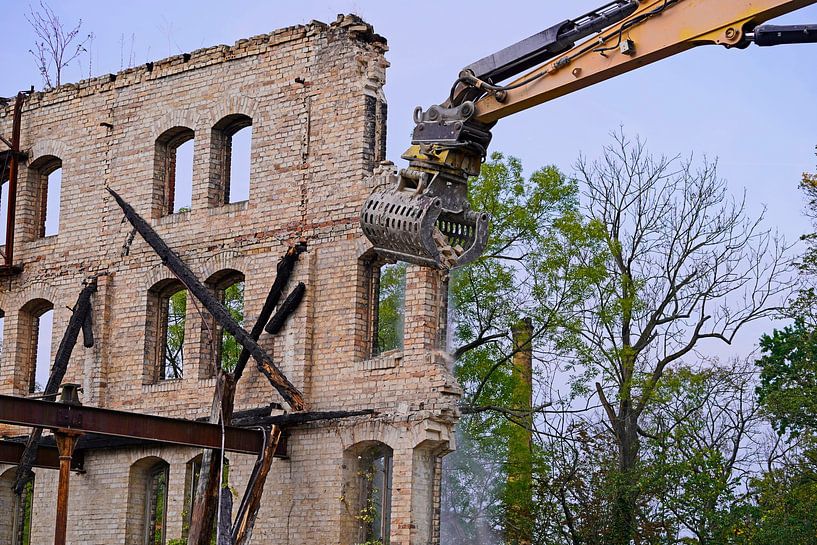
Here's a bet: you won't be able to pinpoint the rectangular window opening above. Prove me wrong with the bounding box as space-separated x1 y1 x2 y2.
372 262 406 356
13 476 34 545
0 181 9 244
44 168 61 236
159 289 186 380
31 309 53 393
218 280 244 372
143 464 169 545
173 140 194 213
227 126 251 204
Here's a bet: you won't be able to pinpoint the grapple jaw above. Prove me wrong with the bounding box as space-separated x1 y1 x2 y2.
360 165 489 270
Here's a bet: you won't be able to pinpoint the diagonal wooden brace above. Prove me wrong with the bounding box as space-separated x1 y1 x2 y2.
107 187 305 411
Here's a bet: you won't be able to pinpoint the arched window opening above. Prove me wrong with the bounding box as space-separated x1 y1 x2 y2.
211 115 252 206
147 280 187 382
182 454 230 540
20 299 54 394
367 261 406 356
28 155 62 238
126 457 169 545
34 308 53 392
0 468 34 545
227 126 251 203
343 442 393 545
202 270 244 375
144 463 169 545
155 127 195 216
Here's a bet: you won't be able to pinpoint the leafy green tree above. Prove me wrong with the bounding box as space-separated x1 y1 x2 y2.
164 289 187 379
756 321 817 436
745 152 817 545
444 152 607 545
376 262 406 354
219 281 244 371
639 362 762 545
756 156 817 437
741 449 817 545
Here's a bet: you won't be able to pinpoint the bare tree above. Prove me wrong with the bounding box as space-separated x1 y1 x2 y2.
572 131 793 545
26 1 93 89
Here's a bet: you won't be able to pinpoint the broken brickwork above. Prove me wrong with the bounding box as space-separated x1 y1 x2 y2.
0 15 460 545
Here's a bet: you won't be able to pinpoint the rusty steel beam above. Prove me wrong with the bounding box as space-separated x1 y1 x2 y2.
0 394 264 454
1 92 26 274
14 280 98 494
0 440 85 471
54 432 80 545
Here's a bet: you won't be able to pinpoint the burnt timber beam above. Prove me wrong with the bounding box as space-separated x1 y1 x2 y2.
264 282 306 335
0 394 264 455
232 426 283 545
0 440 85 471
237 408 377 428
190 246 307 545
234 244 305 381
106 187 305 411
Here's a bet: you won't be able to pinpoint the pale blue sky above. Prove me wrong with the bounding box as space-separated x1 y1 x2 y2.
3 1 817 359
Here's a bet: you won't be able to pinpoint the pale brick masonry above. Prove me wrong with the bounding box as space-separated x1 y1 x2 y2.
0 15 460 545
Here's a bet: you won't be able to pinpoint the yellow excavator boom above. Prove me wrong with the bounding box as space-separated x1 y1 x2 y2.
475 0 817 123
360 0 817 270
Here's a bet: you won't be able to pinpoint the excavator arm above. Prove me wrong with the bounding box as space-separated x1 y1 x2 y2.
360 0 817 269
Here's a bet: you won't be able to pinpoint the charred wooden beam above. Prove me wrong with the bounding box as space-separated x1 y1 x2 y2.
81 309 94 348
189 245 306 545
13 279 96 494
107 187 305 411
45 279 97 398
232 426 282 545
189 371 236 545
239 408 376 428
234 244 305 381
264 282 306 335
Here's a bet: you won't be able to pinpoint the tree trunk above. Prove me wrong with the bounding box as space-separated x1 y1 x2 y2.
609 398 639 545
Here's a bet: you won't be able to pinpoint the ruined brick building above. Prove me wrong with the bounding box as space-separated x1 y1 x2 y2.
0 15 460 545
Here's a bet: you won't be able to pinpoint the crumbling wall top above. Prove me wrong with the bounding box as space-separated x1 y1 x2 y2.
0 14 386 116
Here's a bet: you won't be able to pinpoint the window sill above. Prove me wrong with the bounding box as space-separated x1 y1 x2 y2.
208 200 248 216
24 235 58 251
359 350 402 371
141 376 218 393
155 209 191 227
142 379 184 393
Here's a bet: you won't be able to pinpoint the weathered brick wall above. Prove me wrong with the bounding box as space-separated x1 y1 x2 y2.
0 15 459 545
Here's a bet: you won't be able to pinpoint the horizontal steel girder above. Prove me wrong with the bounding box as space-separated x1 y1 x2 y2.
0 395 264 455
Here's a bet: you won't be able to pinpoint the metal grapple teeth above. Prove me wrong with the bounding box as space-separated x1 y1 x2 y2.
360 167 489 270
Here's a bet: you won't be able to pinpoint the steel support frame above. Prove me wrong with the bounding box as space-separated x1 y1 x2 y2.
0 394 264 454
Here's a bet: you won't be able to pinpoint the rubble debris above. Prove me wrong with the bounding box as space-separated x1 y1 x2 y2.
433 228 466 270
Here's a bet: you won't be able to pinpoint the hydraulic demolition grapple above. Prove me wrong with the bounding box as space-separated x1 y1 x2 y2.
360 0 817 270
